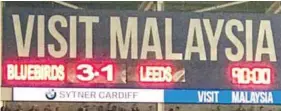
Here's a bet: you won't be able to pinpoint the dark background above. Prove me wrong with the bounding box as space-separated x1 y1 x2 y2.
2 7 281 90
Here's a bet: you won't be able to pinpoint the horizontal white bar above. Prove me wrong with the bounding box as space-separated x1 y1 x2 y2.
13 87 164 102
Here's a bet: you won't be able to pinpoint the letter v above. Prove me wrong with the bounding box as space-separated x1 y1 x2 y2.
12 14 34 57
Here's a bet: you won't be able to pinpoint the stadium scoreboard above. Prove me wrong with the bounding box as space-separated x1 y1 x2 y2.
2 7 281 104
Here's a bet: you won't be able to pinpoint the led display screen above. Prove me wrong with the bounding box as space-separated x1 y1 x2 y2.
2 7 281 90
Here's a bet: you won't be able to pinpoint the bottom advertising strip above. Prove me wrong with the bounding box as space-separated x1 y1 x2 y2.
13 87 164 102
13 88 281 104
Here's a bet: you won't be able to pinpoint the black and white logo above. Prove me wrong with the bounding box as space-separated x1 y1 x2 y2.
45 89 57 100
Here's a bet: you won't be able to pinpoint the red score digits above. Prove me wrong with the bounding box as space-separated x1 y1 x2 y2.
76 64 114 82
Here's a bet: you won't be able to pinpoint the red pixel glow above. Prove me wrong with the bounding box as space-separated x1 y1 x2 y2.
2 58 122 87
135 61 177 88
231 67 271 85
2 58 67 87
69 60 121 86
75 63 116 83
139 65 173 82
227 62 275 89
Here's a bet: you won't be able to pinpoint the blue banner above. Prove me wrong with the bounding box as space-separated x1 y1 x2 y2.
164 90 281 104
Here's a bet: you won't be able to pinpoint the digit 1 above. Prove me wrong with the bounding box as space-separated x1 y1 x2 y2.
101 64 113 81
